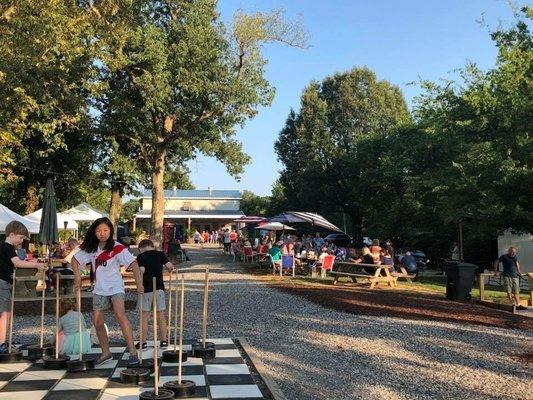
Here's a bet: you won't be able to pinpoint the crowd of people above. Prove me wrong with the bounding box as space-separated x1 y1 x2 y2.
224 231 413 276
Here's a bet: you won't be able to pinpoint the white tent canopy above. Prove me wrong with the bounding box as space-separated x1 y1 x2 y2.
62 202 108 222
25 209 79 230
0 203 40 234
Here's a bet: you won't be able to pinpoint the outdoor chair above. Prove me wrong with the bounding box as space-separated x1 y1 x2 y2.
231 244 243 262
280 254 295 277
243 246 256 263
310 254 336 278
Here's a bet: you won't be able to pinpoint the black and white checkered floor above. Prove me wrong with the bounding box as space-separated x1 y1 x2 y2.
0 339 267 399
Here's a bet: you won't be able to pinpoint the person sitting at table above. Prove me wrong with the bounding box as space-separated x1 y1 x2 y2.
268 241 282 268
353 247 375 274
51 242 65 259
335 246 347 262
50 238 78 292
369 239 382 262
294 237 303 255
379 248 395 275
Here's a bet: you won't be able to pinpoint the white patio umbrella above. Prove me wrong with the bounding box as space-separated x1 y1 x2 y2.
254 222 295 231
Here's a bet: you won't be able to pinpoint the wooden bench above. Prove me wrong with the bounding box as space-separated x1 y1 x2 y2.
479 272 533 307
393 266 417 284
329 262 395 288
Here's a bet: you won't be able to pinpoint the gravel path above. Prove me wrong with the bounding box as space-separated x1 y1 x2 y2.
14 246 533 400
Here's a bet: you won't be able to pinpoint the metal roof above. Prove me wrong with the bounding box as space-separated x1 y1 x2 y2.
141 189 242 199
135 209 245 219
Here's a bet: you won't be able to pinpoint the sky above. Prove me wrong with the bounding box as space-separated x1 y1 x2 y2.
187 0 521 196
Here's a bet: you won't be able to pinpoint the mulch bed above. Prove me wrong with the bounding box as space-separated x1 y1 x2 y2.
268 280 533 331
14 297 136 316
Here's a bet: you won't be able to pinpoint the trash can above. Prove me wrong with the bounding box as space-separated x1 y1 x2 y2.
445 261 477 301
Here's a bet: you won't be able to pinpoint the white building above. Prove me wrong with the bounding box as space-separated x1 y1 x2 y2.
134 187 244 235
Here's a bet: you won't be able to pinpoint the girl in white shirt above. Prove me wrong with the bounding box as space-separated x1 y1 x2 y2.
72 217 143 366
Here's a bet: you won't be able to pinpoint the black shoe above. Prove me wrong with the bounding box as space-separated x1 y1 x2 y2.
516 305 528 310
135 341 147 350
160 340 168 348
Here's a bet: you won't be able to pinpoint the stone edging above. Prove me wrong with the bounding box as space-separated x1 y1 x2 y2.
237 337 288 400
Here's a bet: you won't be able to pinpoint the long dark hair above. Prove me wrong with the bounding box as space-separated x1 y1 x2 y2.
80 217 115 253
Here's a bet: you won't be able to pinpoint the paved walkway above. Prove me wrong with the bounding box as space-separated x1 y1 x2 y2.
16 246 533 400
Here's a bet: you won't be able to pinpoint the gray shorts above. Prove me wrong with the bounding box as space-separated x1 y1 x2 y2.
503 276 520 294
0 280 12 313
93 292 125 311
139 290 166 312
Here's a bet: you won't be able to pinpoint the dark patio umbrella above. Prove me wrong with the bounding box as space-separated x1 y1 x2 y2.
39 178 59 246
270 211 344 233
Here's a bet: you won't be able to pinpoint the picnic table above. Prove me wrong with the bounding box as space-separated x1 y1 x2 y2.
329 261 396 288
295 254 318 274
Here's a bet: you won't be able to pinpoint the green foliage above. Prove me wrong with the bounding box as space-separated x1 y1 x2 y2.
120 199 141 223
0 1 98 213
276 67 411 236
275 10 532 262
241 190 269 216
164 166 195 190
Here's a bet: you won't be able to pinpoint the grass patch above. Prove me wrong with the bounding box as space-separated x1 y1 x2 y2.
284 273 529 302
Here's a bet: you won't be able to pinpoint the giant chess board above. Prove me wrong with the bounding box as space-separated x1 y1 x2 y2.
0 339 269 399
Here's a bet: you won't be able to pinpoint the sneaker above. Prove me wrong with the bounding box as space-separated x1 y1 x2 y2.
96 354 114 366
516 305 528 310
135 342 147 350
128 355 140 365
160 340 168 348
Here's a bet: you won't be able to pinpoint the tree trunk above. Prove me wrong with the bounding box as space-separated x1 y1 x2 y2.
151 149 166 249
347 209 363 241
25 184 39 215
109 183 123 240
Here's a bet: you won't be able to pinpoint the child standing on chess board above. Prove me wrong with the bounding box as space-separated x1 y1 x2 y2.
0 221 47 352
135 239 174 350
71 217 143 365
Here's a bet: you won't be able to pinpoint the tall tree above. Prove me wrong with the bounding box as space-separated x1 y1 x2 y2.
276 67 411 236
0 1 96 213
94 1 307 246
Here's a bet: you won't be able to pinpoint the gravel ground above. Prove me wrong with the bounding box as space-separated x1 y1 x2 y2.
13 246 533 400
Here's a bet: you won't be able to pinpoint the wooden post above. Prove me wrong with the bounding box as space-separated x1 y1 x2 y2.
40 274 46 347
178 274 185 384
153 277 158 395
479 274 486 301
78 285 83 360
139 268 144 362
167 270 173 343
202 268 209 348
55 273 60 359
173 270 178 350
459 220 464 260
8 269 16 354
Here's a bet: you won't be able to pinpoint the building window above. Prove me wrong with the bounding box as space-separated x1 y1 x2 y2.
181 201 191 211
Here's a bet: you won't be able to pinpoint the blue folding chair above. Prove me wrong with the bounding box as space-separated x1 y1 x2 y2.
281 255 295 277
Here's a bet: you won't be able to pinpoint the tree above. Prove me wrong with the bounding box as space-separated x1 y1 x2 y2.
241 190 269 216
0 1 96 213
91 1 307 246
120 199 141 224
276 67 411 237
